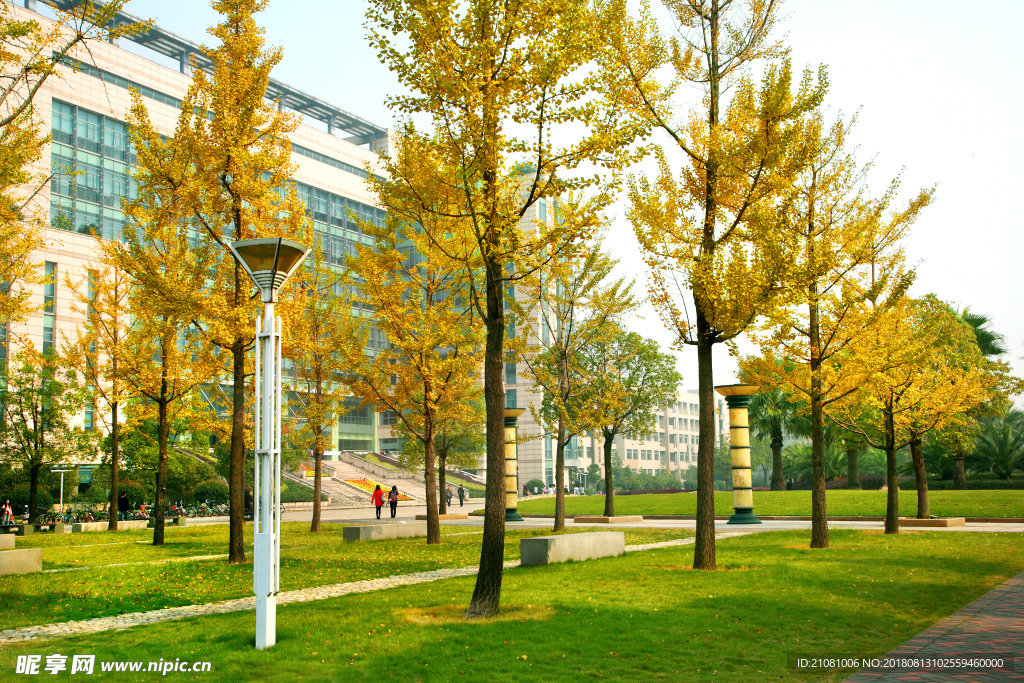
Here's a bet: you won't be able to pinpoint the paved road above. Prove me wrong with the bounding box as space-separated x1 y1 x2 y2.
845 570 1024 682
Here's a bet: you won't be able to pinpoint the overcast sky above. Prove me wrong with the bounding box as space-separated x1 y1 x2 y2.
123 0 1024 393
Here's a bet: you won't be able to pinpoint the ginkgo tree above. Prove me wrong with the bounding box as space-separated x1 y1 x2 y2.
125 0 308 563
365 0 637 616
597 0 825 569
514 235 637 531
63 262 132 530
102 213 219 546
580 327 682 515
741 110 932 548
284 240 359 532
830 295 1000 533
346 149 485 545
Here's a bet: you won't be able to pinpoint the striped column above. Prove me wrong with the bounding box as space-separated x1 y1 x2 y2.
715 384 762 525
504 408 525 522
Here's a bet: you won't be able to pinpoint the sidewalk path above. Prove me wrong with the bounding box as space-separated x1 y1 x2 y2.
0 533 747 647
845 570 1024 682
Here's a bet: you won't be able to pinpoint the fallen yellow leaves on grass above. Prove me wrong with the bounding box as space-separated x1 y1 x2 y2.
402 604 554 626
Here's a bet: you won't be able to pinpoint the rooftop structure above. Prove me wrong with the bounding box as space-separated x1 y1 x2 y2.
38 0 388 145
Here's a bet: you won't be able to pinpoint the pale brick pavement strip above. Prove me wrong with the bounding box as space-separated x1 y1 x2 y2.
0 532 738 645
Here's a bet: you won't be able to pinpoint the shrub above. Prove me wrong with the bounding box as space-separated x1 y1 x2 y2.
279 483 328 503
524 479 546 494
192 480 229 505
616 487 686 496
118 480 147 509
926 478 1024 490
789 475 915 490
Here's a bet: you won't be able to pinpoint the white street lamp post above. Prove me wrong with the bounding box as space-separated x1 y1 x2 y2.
51 469 70 511
227 237 310 650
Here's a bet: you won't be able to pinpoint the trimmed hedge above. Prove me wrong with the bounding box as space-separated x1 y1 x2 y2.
927 478 1024 490
791 475 915 491
617 487 687 496
280 484 328 503
790 475 1024 490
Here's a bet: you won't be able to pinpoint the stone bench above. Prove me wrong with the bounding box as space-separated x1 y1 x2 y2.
573 515 643 524
342 521 428 542
0 548 42 575
12 523 65 536
71 519 150 533
414 514 469 521
520 531 625 566
898 517 966 528
0 535 14 550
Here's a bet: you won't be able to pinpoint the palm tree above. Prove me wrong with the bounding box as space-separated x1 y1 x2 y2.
749 389 802 491
952 307 1008 488
968 410 1024 480
958 308 1008 357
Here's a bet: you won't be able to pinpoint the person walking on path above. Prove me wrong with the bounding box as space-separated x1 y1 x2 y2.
445 485 453 508
388 485 399 518
371 485 385 520
1 499 12 526
457 484 465 507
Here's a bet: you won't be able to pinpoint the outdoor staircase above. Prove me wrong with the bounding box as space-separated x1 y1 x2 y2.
287 457 428 506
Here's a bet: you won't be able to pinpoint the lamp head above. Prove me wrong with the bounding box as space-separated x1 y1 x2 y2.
227 237 310 303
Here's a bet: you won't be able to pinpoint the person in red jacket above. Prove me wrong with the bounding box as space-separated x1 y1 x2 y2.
371 485 384 520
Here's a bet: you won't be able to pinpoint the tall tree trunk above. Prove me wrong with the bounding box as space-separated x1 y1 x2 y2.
769 424 784 491
953 447 967 490
808 295 828 549
467 260 506 618
228 335 246 564
554 419 566 531
883 401 899 535
693 314 717 571
153 396 169 546
28 462 40 524
107 402 119 531
311 443 323 532
909 433 929 519
423 427 440 545
311 374 323 532
603 430 615 516
438 454 447 515
846 444 861 489
692 0 721 572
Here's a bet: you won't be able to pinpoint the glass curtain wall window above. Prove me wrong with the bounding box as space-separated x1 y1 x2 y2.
43 262 56 353
50 101 134 240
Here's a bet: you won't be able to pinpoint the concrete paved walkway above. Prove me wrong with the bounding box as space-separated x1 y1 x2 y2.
845 570 1024 682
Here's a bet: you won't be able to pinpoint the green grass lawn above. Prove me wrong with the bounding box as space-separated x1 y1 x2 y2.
0 529 1020 681
0 523 690 630
517 489 1023 518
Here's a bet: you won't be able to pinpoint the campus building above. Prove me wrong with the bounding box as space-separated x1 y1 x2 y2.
512 386 731 489
6 1 726 493
6 0 392 462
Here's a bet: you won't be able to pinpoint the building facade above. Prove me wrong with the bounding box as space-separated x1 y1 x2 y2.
6 0 391 462
514 389 731 488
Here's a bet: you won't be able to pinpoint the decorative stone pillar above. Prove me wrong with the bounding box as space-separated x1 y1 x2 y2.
715 384 761 525
504 408 525 522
